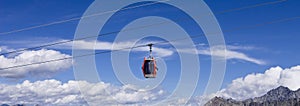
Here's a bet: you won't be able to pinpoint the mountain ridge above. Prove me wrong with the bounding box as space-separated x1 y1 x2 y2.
205 86 300 106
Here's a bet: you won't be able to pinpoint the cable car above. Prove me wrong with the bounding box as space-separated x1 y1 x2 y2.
142 44 158 78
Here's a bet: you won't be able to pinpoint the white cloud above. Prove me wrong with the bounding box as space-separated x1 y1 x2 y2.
199 47 265 65
198 46 265 65
213 65 300 100
133 46 173 57
0 79 167 105
179 45 265 65
54 39 174 57
226 45 257 50
0 49 72 78
50 39 264 64
166 65 300 105
3 65 300 105
279 65 300 90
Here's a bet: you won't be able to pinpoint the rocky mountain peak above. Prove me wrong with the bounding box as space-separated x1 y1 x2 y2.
252 86 300 102
205 86 300 106
266 86 290 95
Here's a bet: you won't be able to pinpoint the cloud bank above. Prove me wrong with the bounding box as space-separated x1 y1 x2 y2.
174 65 300 105
0 49 72 78
214 65 300 100
0 79 167 105
1 65 300 105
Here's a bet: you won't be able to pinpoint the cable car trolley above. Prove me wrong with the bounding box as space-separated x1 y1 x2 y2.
142 43 158 78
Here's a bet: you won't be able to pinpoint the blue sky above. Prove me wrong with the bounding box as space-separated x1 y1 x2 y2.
0 0 300 105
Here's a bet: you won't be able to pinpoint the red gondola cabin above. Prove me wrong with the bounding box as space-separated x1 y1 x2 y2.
142 57 157 78
141 43 158 78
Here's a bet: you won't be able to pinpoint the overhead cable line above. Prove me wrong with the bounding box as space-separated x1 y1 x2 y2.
0 0 286 36
0 15 300 71
0 0 288 56
0 0 171 35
